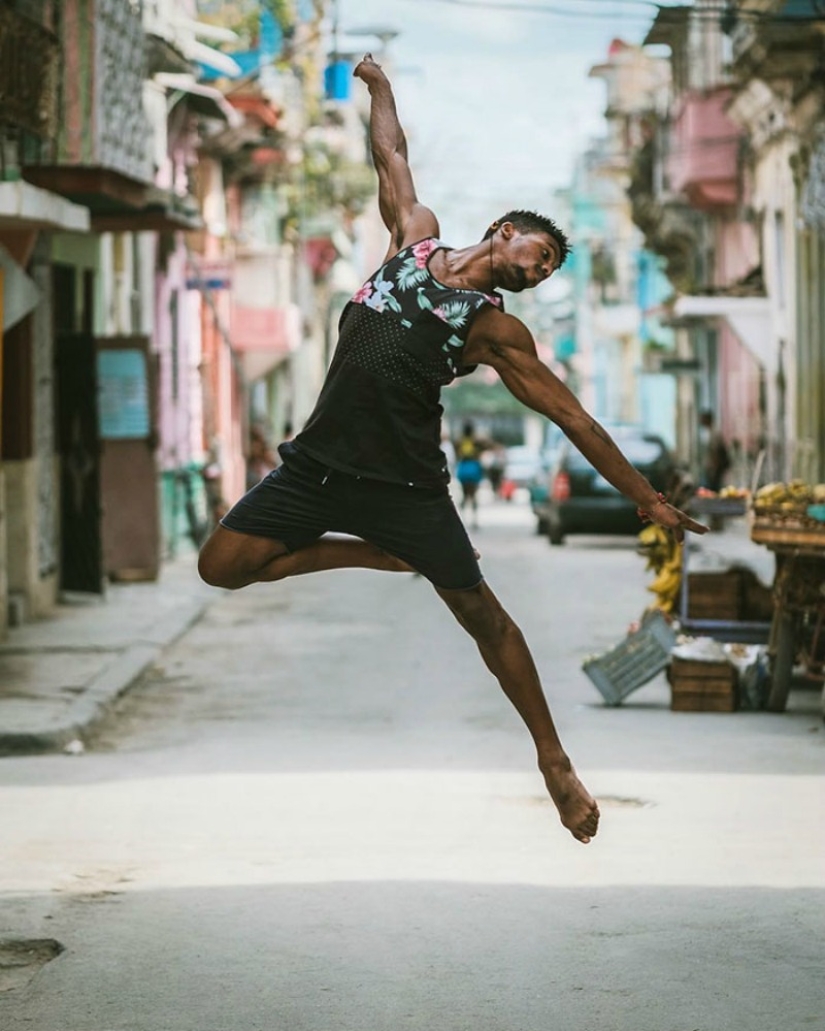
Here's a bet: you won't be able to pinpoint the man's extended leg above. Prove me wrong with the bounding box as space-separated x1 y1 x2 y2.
436 580 600 844
198 526 414 591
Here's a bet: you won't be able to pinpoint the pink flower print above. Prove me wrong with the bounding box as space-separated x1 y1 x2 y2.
432 306 447 322
352 281 373 304
483 293 502 307
412 238 437 269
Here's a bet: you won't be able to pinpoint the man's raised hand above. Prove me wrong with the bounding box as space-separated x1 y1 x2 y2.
353 53 386 85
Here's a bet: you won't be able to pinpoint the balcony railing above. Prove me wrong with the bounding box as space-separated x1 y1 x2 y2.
0 8 59 139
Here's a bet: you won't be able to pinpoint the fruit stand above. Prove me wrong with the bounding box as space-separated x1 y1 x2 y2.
750 482 825 713
679 488 773 644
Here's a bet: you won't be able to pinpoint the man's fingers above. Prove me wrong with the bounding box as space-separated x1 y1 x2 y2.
653 509 708 539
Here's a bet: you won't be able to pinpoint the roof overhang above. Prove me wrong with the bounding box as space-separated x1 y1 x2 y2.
673 294 774 371
644 4 690 47
23 166 153 214
0 180 90 232
20 168 202 232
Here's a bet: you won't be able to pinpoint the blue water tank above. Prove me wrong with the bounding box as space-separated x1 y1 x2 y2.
325 61 352 101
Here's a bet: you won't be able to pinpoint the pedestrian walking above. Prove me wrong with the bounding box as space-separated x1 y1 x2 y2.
698 409 730 493
455 420 486 529
198 54 707 845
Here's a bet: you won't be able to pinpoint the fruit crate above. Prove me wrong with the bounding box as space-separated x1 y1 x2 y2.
669 656 738 712
686 569 743 621
582 610 676 706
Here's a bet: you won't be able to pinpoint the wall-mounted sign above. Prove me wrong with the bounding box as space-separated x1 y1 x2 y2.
97 349 150 439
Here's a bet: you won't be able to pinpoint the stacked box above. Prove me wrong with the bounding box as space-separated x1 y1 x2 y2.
669 657 739 712
687 570 742 621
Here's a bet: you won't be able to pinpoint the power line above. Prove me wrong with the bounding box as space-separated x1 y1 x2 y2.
401 0 825 25
403 0 651 19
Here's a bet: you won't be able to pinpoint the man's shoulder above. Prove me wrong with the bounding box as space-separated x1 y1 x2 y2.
464 307 536 367
466 304 515 341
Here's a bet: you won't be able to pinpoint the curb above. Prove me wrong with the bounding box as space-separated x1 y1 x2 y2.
0 598 210 757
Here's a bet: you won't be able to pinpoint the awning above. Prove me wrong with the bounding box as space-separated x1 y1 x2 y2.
0 243 41 331
155 74 244 128
183 39 242 79
673 294 774 372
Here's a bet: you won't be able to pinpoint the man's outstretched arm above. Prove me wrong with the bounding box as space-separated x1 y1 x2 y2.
465 309 708 540
353 54 438 257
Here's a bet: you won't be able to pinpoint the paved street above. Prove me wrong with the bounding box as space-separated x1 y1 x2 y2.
1 500 823 1031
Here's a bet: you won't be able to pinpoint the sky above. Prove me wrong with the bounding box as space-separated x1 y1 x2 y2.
336 0 670 243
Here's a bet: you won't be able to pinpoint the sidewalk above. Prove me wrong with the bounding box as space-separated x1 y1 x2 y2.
0 552 215 756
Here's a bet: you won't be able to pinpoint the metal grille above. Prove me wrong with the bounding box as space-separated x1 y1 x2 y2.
0 7 59 137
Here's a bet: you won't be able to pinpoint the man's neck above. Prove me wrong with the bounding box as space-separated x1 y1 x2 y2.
429 242 493 293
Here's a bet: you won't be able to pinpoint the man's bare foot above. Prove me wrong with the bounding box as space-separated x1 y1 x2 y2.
353 53 386 85
541 759 600 844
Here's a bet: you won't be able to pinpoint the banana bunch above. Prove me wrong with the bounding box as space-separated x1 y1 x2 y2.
753 480 825 514
638 523 682 613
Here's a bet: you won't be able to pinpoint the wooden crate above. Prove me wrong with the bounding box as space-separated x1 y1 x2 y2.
687 570 742 621
669 657 739 712
740 568 775 621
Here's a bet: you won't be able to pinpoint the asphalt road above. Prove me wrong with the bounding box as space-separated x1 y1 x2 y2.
1 500 823 1031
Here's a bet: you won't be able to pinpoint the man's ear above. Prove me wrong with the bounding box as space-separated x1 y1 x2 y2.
499 221 515 239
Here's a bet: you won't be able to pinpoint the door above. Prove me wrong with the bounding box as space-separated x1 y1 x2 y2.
97 336 160 581
55 330 103 594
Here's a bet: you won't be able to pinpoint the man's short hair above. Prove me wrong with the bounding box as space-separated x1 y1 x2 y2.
483 209 571 267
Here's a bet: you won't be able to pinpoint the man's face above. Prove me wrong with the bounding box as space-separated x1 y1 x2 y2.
500 229 561 292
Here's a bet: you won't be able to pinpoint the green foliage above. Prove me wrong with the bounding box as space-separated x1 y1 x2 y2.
198 0 297 48
287 141 377 226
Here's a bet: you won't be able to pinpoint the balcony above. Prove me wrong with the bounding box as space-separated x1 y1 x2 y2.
17 0 197 232
666 89 742 211
730 0 824 82
231 304 301 381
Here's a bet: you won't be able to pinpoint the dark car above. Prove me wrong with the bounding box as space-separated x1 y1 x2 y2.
533 426 677 544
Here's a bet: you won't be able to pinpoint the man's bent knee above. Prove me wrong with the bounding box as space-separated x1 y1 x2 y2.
197 545 243 589
197 527 288 589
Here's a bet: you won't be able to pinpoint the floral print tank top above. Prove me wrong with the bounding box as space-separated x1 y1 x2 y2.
294 238 504 487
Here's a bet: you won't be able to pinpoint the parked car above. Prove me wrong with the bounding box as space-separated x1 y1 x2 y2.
532 426 677 544
503 446 548 489
500 445 557 501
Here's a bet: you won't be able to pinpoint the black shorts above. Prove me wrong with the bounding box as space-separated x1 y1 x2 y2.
220 443 482 591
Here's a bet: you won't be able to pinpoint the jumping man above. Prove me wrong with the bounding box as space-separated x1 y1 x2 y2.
198 55 708 845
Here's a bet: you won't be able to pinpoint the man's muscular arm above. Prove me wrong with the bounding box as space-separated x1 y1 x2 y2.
353 54 438 256
465 308 708 540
